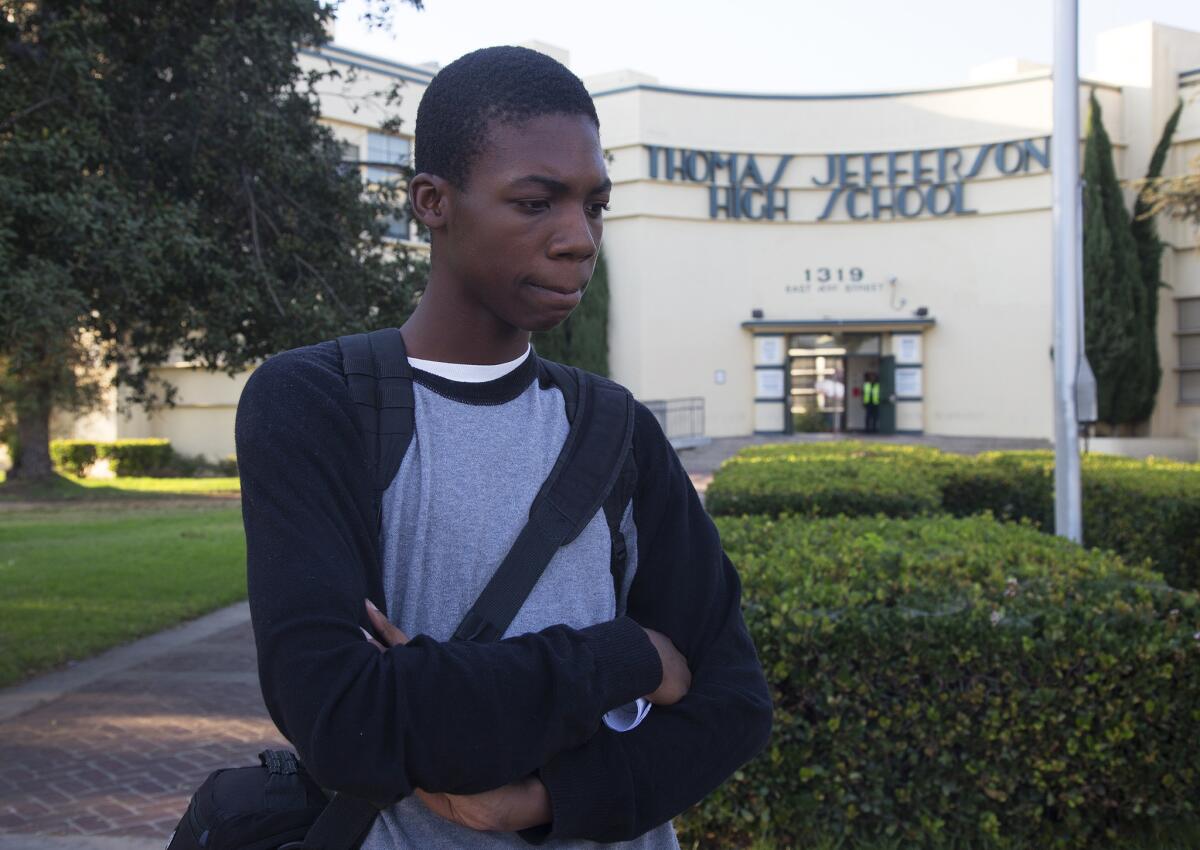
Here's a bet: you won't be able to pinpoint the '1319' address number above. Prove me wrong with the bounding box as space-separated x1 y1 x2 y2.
804 267 864 283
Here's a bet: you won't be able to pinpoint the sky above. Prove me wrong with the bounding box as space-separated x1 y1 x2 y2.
331 0 1200 94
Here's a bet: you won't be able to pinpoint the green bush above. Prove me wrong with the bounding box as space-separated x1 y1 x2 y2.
146 450 239 478
791 409 828 433
706 443 956 519
733 442 948 462
1078 465 1200 590
676 514 1200 850
97 439 175 477
49 438 176 478
49 439 100 476
215 454 238 477
941 452 1200 590
708 443 1200 589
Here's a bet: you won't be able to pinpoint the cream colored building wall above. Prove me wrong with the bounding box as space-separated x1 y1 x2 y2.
604 209 1057 439
104 367 252 462
595 74 1127 439
1158 72 1200 440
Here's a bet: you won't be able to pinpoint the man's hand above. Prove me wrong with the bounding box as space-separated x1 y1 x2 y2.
363 599 408 649
414 775 551 832
642 626 691 706
362 600 552 833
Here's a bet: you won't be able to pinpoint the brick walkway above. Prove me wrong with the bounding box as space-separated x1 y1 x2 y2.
0 431 1047 846
0 614 286 846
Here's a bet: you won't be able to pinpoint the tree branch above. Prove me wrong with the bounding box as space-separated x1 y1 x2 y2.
242 167 286 318
0 94 67 131
294 253 351 318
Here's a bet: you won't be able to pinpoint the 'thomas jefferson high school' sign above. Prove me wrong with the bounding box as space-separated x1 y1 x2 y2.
644 137 1050 222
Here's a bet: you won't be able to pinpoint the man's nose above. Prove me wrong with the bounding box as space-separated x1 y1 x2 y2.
548 207 597 262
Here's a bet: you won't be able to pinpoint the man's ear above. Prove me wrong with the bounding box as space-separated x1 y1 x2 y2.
409 172 452 231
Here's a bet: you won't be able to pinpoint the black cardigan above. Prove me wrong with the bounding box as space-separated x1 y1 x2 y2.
235 340 773 843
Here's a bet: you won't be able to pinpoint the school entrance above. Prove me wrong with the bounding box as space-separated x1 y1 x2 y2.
746 319 933 436
787 332 889 434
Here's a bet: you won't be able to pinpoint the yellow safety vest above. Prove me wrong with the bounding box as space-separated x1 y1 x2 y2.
864 382 880 405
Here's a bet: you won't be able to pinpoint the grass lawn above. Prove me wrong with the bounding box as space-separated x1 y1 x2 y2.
0 469 240 501
0 502 247 688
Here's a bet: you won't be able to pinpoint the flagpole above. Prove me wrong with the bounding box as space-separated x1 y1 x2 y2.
1052 0 1083 541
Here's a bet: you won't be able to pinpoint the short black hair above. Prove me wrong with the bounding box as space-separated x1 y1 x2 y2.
414 46 600 188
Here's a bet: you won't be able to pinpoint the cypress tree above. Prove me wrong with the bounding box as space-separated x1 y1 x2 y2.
1127 100 1183 423
533 250 611 376
1082 91 1143 427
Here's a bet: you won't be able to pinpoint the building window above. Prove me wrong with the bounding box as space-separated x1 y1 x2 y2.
1179 297 1200 404
366 132 409 183
365 132 424 242
336 141 359 178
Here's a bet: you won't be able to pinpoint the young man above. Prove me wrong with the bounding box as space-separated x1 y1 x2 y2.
236 46 772 848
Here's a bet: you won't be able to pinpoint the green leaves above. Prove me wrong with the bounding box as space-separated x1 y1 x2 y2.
1 0 426 474
675 513 1200 849
707 442 1200 590
706 443 949 519
1082 92 1153 426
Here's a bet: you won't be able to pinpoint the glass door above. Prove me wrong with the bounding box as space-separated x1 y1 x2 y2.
789 333 882 433
788 334 846 432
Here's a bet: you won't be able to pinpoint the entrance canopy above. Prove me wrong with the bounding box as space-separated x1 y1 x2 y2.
740 317 937 334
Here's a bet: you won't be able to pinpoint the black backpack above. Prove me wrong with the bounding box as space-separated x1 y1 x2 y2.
167 328 639 850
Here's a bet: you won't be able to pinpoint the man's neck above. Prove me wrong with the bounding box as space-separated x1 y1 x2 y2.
400 277 531 365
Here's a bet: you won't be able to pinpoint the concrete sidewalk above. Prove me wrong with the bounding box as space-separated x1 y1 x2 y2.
0 430 1044 845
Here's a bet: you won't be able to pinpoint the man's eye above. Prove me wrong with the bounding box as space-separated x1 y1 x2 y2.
587 202 611 217
516 199 550 212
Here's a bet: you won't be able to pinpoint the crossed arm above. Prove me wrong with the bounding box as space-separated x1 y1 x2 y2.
360 602 692 833
237 347 772 841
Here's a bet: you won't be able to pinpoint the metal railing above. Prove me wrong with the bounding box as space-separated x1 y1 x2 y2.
641 397 707 448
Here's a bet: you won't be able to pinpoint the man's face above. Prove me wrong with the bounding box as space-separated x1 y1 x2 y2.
439 112 610 334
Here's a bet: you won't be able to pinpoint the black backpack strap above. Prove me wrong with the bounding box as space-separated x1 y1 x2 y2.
542 360 638 616
259 749 309 812
337 328 415 536
453 364 635 642
298 792 380 850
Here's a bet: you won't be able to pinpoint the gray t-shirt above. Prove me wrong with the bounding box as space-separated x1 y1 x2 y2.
360 349 679 850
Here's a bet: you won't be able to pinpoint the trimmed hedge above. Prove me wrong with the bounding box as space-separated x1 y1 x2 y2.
940 452 1200 590
48 438 175 477
676 514 1200 849
705 444 950 519
707 443 1200 589
49 439 100 476
100 438 174 476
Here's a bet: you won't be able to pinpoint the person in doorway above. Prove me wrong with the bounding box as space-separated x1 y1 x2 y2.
863 371 880 433
816 367 846 432
235 46 772 849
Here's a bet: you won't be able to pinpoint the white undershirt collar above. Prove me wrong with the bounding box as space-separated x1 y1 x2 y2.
407 344 532 384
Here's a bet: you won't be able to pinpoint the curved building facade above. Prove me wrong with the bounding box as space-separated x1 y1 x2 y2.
60 22 1200 459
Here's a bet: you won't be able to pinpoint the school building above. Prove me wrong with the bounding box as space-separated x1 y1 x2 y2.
62 22 1200 461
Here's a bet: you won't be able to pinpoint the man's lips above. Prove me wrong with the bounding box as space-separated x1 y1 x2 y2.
524 281 580 296
523 281 584 308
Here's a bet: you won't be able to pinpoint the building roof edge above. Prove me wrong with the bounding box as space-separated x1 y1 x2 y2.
592 74 1123 101
311 43 437 80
